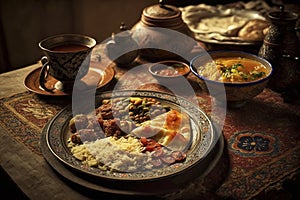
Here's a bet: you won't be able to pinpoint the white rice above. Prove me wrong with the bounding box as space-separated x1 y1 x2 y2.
70 136 154 172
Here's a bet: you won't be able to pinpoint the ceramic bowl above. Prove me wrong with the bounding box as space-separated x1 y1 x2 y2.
190 51 273 107
149 60 190 85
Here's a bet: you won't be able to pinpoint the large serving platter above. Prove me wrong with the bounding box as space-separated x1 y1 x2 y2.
43 90 220 194
41 122 224 196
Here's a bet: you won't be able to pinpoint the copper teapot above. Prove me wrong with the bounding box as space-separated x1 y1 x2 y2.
106 23 139 67
131 0 196 61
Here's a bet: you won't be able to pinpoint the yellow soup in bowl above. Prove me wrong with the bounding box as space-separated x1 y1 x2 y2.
190 51 273 107
199 57 270 83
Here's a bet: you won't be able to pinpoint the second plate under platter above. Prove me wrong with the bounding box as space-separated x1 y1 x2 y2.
42 90 222 195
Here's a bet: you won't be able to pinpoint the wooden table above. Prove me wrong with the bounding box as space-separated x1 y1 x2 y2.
1 43 300 200
0 62 91 199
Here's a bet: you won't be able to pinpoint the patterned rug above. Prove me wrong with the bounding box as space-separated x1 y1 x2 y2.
218 96 300 199
0 92 69 155
0 87 300 199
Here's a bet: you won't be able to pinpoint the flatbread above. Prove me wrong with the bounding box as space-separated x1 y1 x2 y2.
192 15 249 36
238 19 270 41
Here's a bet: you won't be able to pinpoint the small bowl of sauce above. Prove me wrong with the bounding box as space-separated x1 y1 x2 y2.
149 60 190 84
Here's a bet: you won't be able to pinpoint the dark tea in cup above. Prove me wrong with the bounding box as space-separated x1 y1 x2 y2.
50 44 90 52
38 34 96 92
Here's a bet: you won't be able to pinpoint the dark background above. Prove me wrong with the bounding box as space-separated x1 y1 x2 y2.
0 1 300 199
0 0 299 73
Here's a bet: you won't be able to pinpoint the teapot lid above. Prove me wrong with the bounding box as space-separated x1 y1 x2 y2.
268 5 298 21
141 0 183 28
